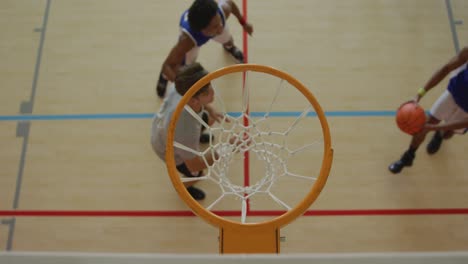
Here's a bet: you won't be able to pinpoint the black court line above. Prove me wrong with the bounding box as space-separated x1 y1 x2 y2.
6 0 52 251
445 0 461 53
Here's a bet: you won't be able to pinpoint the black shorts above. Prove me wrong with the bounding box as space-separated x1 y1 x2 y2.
176 163 202 178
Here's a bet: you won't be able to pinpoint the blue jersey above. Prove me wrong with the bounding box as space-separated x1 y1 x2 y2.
179 5 226 47
448 63 468 112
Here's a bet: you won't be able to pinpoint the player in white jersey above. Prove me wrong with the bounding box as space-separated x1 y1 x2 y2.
389 46 468 174
151 63 224 200
156 0 254 98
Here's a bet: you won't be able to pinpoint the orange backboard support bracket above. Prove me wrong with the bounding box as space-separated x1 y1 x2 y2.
219 226 280 254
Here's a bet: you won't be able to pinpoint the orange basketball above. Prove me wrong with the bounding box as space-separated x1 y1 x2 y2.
395 102 426 135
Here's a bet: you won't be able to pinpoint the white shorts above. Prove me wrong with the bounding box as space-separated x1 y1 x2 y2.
430 90 468 134
184 26 232 65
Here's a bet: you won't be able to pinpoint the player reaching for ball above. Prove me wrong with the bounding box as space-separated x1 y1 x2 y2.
423 117 468 132
388 46 468 174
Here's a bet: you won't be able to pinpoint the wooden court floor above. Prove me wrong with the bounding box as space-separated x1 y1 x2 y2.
1 0 468 253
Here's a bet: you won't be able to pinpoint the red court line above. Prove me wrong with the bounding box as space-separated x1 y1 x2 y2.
1 208 468 217
242 0 251 213
242 0 249 64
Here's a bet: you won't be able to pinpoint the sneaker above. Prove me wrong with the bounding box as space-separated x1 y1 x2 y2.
156 74 168 98
224 45 244 63
187 186 205 200
426 131 443 155
388 151 415 174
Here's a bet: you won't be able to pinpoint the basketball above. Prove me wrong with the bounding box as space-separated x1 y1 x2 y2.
395 102 426 135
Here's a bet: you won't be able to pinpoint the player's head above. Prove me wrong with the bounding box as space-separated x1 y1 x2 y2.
188 0 223 37
175 63 214 105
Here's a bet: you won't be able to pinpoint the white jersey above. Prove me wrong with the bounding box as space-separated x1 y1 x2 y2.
151 85 203 165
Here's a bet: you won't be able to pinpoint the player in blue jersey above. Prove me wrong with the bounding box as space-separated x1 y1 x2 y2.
389 46 468 174
156 0 254 98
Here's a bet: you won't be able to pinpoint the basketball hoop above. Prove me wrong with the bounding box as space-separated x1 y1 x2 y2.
166 64 333 253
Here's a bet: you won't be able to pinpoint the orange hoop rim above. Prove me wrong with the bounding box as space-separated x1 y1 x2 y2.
165 63 333 229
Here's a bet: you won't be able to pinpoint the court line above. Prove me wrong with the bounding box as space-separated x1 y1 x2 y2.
0 111 397 121
6 0 53 252
242 0 251 213
0 208 467 217
445 0 460 53
13 122 30 209
19 0 51 114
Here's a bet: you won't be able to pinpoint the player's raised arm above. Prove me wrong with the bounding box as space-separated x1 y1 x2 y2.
416 46 468 102
220 0 253 35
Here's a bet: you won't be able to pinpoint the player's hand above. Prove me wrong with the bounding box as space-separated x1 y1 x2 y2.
422 123 439 132
398 99 416 110
413 94 422 103
205 105 229 124
209 111 224 124
208 110 232 124
229 132 251 152
243 23 253 36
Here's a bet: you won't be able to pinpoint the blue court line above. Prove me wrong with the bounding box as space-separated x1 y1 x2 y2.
0 113 153 121
0 111 396 121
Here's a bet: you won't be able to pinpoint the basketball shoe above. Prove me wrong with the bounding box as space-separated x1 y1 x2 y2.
224 45 244 63
426 131 443 155
187 186 206 200
388 150 415 174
